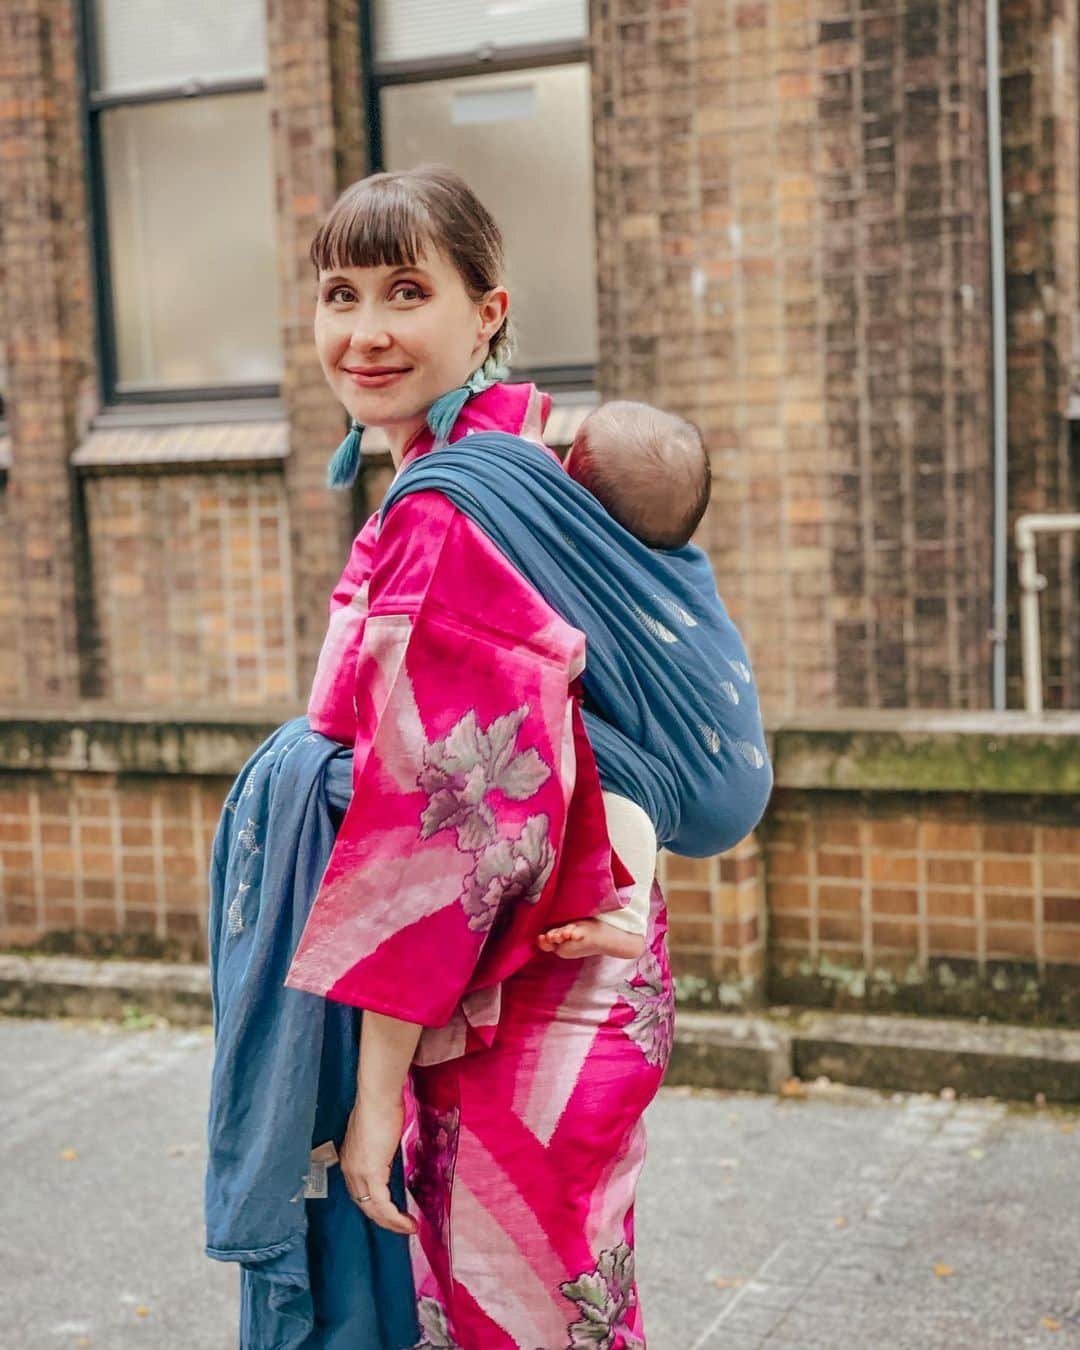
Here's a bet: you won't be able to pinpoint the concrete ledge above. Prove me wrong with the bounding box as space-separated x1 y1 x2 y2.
2 707 1078 792
0 954 212 1027
666 1011 792 1094
0 705 298 775
767 709 1080 794
794 1011 1080 1104
5 955 1079 1103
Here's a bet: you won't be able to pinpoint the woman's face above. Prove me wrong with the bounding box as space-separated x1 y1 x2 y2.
314 244 507 446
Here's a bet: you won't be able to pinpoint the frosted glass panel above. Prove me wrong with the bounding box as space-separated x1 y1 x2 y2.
381 64 597 368
374 0 587 64
94 0 266 95
101 92 282 390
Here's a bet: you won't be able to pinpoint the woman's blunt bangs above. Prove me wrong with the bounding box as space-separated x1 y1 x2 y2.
309 175 434 274
309 167 505 306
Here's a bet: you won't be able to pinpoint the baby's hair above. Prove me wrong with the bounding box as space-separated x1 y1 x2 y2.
310 164 513 367
570 402 712 550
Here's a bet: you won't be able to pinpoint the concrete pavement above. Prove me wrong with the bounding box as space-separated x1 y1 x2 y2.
2 1018 1078 1349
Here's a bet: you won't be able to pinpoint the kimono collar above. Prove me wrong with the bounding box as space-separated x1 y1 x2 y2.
399 381 553 473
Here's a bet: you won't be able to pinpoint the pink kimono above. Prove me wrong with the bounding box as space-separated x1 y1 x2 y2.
287 383 674 1350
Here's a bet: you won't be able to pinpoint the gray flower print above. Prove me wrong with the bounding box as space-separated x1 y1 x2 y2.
561 1242 642 1350
618 949 674 1068
461 815 555 934
419 706 551 852
414 1295 461 1350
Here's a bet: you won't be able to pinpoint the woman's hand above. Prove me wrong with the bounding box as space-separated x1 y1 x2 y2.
340 1092 417 1236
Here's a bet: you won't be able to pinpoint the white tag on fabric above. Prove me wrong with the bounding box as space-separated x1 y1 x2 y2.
303 1141 339 1199
304 1162 328 1199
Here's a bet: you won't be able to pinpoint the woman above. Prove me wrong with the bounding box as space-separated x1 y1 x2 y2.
286 165 676 1350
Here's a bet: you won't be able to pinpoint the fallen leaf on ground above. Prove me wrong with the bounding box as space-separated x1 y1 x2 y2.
779 1077 807 1099
940 1087 956 1101
834 1216 848 1228
1060 1124 1074 1135
134 1306 150 1318
167 1143 197 1158
1041 1317 1061 1331
933 1264 955 1278
59 1148 78 1162
75 1340 91 1348
968 1148 985 1160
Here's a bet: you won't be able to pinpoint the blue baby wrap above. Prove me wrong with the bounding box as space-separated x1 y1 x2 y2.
205 717 418 1350
382 432 773 857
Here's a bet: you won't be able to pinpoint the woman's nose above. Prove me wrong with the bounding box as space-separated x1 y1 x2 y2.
346 318 392 354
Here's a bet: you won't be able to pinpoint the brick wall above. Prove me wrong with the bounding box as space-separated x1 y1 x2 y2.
765 788 1080 1022
6 754 1077 1023
83 470 299 705
1000 0 1079 708
590 0 997 714
0 0 98 700
0 771 226 960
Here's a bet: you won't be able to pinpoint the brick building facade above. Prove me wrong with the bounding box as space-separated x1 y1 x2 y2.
0 0 1077 1014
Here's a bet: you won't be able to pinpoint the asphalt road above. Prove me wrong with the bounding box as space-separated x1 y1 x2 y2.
2 1018 1078 1349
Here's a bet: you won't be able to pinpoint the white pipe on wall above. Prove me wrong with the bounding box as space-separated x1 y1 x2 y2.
1015 514 1080 715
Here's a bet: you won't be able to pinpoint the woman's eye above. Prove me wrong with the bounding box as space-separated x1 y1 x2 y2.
391 282 427 302
327 285 355 304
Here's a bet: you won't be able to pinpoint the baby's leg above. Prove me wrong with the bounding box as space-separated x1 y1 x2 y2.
537 919 645 961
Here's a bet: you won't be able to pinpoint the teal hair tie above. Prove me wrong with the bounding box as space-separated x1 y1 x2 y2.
326 418 363 489
426 352 510 448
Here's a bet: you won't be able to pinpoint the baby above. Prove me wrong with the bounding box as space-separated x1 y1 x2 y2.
537 401 712 962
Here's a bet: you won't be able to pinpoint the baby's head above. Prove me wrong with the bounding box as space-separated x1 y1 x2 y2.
566 401 711 550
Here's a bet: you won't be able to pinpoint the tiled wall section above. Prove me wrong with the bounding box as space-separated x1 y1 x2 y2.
84 471 299 705
657 836 765 995
765 789 1080 1020
0 773 227 960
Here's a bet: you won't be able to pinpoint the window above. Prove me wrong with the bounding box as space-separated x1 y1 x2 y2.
370 0 597 386
85 0 281 401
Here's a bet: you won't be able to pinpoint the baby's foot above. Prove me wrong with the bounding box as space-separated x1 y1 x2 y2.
537 918 646 961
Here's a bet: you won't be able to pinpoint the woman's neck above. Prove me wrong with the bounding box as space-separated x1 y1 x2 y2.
386 416 428 469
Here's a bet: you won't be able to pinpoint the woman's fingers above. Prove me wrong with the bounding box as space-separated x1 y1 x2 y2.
357 1182 417 1236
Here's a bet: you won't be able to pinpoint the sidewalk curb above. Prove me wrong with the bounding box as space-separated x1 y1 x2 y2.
3 955 1079 1102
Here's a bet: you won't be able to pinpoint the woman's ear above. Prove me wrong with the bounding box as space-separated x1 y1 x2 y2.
478 286 510 344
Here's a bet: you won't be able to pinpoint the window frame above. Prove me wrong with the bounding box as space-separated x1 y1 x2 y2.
364 4 596 393
80 0 280 409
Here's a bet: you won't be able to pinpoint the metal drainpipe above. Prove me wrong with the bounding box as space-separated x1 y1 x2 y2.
986 0 1009 709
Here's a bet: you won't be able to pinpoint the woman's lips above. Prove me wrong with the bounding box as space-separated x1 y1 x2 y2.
343 366 410 389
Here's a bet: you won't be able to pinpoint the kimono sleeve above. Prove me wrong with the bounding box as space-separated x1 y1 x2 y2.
286 493 605 1026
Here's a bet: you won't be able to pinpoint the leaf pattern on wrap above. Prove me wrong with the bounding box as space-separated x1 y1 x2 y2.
560 1242 643 1349
419 706 550 852
618 949 675 1068
418 706 555 932
462 814 556 933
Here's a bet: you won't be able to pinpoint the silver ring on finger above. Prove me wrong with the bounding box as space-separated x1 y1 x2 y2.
356 1193 373 1204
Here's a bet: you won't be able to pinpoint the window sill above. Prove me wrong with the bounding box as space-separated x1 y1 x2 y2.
71 402 287 472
